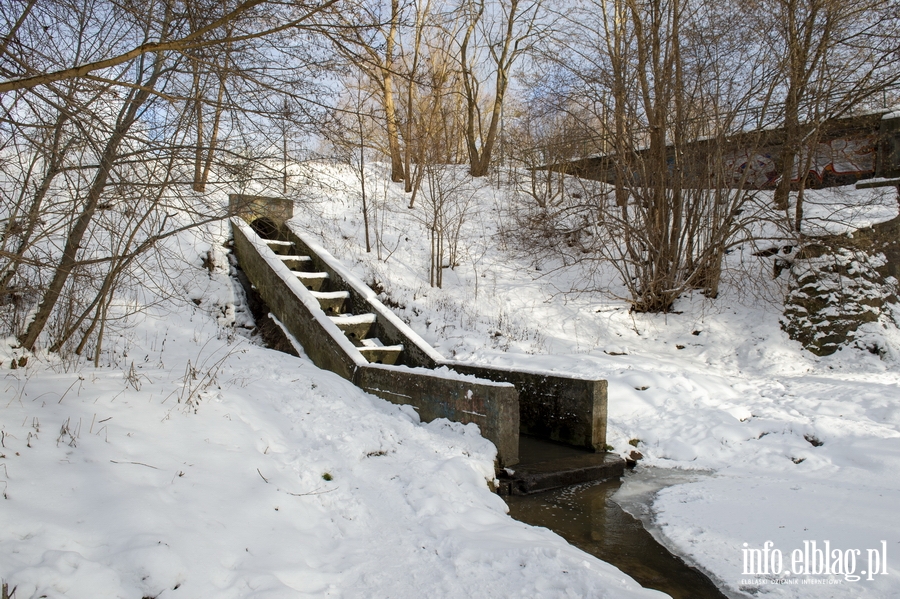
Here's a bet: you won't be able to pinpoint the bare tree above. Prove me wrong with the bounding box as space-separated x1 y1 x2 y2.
0 0 341 94
516 0 778 311
327 75 382 253
1 0 347 354
455 0 548 177
760 0 899 225
401 25 470 207
321 0 410 183
399 0 423 192
418 164 474 287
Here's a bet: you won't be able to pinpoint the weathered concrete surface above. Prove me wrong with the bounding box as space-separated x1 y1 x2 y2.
502 453 625 495
233 208 611 462
278 224 609 454
229 194 294 228
355 365 519 467
559 111 900 189
281 227 442 369
880 114 900 179
233 268 301 357
447 363 608 452
231 203 615 470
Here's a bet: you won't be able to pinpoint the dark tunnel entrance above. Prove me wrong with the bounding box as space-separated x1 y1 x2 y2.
249 217 280 240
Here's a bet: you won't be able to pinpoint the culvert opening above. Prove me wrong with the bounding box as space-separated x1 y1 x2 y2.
250 217 280 240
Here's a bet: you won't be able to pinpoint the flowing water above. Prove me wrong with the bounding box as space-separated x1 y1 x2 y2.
506 439 728 599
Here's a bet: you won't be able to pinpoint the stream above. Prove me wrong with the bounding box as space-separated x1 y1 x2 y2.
506 440 730 599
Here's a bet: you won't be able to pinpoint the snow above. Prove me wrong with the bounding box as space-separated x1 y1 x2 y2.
286 160 900 598
330 314 377 325
3 158 899 598
0 219 664 598
798 185 898 235
882 106 900 120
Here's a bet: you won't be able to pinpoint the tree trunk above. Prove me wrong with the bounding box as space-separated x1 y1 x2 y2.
19 55 163 351
383 0 405 183
0 110 70 297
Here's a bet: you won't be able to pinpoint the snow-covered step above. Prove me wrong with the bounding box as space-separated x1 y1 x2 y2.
265 239 295 255
358 338 403 365
279 255 312 270
294 271 328 291
329 313 376 342
310 290 350 315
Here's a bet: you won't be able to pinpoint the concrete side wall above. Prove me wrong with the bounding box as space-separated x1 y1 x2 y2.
354 365 519 467
562 112 900 188
275 225 608 453
278 222 607 454
232 221 359 380
879 116 900 179
446 363 608 452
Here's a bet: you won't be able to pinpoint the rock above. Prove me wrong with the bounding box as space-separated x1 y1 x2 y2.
626 449 644 469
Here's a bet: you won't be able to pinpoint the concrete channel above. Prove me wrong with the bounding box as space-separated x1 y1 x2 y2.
228 194 621 483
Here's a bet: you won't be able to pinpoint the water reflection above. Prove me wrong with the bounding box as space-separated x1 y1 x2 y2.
505 477 728 599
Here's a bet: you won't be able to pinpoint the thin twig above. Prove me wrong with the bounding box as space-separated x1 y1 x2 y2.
285 487 336 497
110 460 158 469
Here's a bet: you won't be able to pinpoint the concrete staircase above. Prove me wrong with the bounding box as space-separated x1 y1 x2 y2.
263 238 403 365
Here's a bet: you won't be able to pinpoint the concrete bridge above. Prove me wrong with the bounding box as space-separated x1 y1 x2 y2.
229 194 622 491
557 110 900 189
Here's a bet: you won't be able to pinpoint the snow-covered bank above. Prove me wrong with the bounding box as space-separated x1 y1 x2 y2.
292 161 900 598
0 225 665 598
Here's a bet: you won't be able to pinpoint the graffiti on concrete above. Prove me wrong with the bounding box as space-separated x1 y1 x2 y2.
724 134 876 188
724 150 778 188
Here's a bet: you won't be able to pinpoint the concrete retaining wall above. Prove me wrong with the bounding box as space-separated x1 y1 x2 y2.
561 111 900 189
280 228 443 369
232 220 360 380
275 223 610 453
446 363 608 451
229 194 294 228
355 365 519 465
232 211 613 464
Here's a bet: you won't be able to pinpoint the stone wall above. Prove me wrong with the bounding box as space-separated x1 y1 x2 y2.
782 215 900 356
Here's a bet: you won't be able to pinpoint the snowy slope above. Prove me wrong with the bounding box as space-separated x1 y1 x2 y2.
0 223 665 598
290 161 900 598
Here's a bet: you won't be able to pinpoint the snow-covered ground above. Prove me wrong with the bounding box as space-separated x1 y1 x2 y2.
2 160 898 598
287 161 900 598
0 223 664 598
